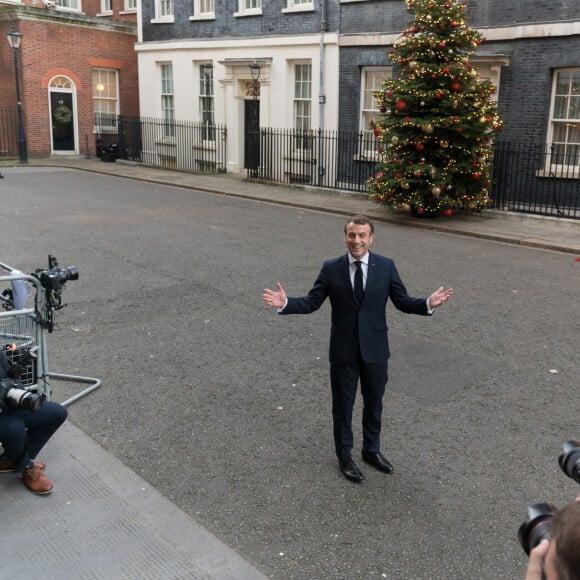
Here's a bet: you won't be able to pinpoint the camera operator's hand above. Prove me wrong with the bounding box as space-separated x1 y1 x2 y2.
525 539 550 580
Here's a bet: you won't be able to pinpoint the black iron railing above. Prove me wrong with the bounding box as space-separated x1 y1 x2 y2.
246 129 580 219
490 141 580 219
95 114 227 173
247 128 378 193
0 107 18 158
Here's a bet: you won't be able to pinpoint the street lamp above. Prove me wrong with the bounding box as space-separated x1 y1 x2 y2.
7 26 28 163
249 62 261 99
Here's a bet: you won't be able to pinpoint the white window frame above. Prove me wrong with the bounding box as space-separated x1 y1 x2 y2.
92 68 119 134
234 0 262 17
543 68 580 178
293 62 312 152
98 0 112 14
152 0 174 22
55 0 81 12
199 63 215 143
160 63 175 139
359 66 391 160
123 0 137 12
190 0 215 20
282 0 314 13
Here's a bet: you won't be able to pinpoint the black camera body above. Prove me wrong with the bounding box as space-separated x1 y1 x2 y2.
31 255 79 333
34 255 79 292
0 378 44 412
518 440 580 555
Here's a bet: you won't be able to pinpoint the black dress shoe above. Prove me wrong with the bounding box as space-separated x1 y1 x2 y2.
361 451 394 474
339 457 364 482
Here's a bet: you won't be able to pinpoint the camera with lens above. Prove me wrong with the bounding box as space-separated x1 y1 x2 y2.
31 255 79 333
0 378 44 412
33 255 79 292
517 440 580 555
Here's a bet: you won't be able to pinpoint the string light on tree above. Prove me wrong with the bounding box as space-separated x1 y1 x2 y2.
369 0 503 217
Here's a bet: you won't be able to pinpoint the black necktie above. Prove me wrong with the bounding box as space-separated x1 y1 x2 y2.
354 261 364 304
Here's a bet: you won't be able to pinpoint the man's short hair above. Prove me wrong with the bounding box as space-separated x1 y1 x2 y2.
344 215 374 235
551 499 580 580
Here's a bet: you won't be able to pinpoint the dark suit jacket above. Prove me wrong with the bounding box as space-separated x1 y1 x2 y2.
281 252 430 365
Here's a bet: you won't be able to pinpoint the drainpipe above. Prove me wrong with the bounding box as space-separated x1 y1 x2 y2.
318 0 327 186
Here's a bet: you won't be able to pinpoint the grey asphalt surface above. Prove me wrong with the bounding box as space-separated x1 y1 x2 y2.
0 161 579 580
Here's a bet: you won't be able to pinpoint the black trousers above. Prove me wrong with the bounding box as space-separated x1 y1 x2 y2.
0 401 68 472
330 354 388 461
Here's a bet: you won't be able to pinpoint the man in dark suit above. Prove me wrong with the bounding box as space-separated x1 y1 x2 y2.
262 215 452 483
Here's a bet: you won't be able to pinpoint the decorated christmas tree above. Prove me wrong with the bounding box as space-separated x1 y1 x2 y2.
369 0 504 217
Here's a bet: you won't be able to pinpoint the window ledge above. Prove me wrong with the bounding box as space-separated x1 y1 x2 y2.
233 9 262 17
353 153 379 163
119 9 137 14
55 6 83 13
151 16 175 23
97 10 114 16
193 142 217 150
282 5 314 14
155 137 177 146
284 154 315 163
189 13 215 20
536 168 580 179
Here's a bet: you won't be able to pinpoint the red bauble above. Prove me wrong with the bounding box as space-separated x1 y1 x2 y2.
451 81 461 91
379 106 386 113
473 171 481 179
416 143 425 152
417 207 425 215
373 126 380 137
396 99 407 112
442 208 453 217
443 67 450 74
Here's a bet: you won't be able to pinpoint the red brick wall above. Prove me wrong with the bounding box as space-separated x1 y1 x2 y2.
0 9 138 157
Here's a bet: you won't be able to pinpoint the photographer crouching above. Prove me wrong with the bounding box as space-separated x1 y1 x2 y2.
521 441 580 580
0 349 67 494
525 498 580 580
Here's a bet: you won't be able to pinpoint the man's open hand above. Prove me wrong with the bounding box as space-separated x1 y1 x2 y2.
262 283 287 309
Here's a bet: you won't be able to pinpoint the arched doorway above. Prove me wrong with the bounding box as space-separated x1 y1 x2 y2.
48 75 78 154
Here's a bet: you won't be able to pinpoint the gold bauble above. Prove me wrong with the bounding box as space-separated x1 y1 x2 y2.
432 187 441 197
423 124 434 134
401 182 410 190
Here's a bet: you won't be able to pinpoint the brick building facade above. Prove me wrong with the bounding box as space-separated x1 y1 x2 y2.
0 0 138 158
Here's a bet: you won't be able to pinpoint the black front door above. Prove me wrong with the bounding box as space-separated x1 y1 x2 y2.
51 92 75 152
244 99 260 175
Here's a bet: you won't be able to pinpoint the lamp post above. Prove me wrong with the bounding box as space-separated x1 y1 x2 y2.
249 62 261 100
7 26 28 164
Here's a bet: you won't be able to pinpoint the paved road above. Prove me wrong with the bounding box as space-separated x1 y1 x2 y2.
1 166 579 579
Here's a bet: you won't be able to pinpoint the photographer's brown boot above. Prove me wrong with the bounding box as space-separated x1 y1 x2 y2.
21 465 53 494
